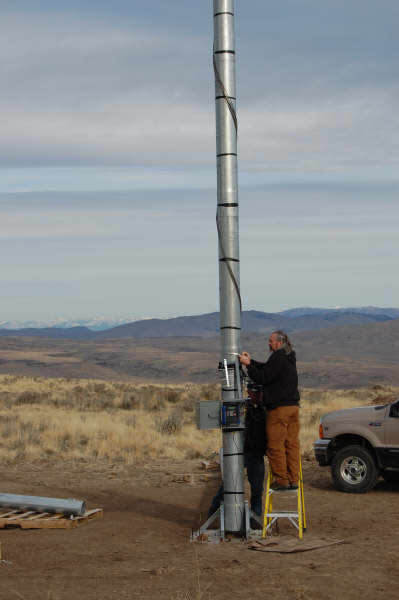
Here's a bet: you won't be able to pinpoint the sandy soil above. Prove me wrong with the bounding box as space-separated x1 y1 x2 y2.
0 458 398 600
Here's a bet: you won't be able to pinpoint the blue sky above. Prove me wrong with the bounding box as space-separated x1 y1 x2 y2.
1 1 398 321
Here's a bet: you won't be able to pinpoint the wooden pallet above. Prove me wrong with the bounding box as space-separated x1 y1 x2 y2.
0 508 103 529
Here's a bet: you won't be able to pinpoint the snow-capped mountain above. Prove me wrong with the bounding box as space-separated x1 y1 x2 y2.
0 307 398 337
0 317 138 331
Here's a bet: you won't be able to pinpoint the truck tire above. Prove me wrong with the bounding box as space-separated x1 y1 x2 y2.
331 445 379 493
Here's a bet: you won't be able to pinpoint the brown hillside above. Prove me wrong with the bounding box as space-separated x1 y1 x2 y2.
0 319 398 388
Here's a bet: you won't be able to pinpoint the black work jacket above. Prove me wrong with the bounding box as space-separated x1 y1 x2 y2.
244 403 267 457
247 349 300 412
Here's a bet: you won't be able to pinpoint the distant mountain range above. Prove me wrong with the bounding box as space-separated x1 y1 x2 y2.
1 307 398 339
0 317 398 388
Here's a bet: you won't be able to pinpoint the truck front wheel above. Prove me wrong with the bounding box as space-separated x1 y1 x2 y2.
331 445 379 493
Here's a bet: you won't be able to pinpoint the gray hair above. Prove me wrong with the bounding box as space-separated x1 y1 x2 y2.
272 330 294 354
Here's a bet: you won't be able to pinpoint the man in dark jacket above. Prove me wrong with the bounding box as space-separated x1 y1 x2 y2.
208 383 266 522
240 330 300 491
243 382 267 517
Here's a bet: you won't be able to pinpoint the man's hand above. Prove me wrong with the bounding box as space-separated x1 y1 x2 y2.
239 351 251 366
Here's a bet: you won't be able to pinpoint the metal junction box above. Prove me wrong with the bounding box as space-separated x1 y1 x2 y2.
196 401 221 430
221 400 245 430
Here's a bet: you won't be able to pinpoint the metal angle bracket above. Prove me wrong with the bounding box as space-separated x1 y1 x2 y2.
191 503 225 543
191 501 263 543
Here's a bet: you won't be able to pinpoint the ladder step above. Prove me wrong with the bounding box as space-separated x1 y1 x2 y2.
265 511 299 517
268 489 298 494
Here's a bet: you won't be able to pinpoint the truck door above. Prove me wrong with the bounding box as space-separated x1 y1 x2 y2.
383 401 399 467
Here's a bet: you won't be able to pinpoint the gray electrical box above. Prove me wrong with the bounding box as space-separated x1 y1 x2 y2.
196 401 221 430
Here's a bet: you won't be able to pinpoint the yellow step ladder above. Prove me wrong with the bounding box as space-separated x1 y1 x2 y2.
262 457 307 539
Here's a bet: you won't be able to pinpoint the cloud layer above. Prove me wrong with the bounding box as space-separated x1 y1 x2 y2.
1 183 398 320
1 2 398 320
1 2 398 178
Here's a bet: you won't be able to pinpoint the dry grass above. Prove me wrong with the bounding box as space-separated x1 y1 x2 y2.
0 374 397 464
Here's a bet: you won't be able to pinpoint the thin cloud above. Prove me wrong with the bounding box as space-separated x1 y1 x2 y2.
1 7 398 177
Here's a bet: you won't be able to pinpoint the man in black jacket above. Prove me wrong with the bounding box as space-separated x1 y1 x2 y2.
208 383 266 522
243 382 267 517
240 330 300 491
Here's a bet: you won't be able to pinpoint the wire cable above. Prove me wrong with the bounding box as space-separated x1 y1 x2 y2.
213 48 238 133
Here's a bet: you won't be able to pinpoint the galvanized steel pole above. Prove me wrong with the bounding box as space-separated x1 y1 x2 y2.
213 0 244 533
0 493 86 516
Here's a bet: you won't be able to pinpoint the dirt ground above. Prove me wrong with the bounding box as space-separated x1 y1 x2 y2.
0 458 398 600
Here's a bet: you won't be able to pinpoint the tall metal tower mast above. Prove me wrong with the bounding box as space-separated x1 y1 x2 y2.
214 6 240 356
214 0 244 534
193 0 253 542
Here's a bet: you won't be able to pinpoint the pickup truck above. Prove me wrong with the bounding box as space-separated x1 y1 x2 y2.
314 397 399 493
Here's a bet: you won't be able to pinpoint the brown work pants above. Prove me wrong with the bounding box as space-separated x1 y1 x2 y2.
266 405 300 487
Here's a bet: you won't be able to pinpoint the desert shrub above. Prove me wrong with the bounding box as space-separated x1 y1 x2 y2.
166 389 181 404
147 396 166 411
0 391 13 409
15 390 43 405
134 386 165 411
307 410 321 426
117 390 167 411
0 415 19 439
181 394 197 412
2 376 19 385
202 385 219 401
92 382 108 394
370 394 397 406
58 432 72 451
303 390 322 404
155 408 184 435
73 385 85 396
117 392 137 410
93 395 115 410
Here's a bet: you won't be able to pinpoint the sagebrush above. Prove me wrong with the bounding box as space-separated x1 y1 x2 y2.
0 375 397 463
